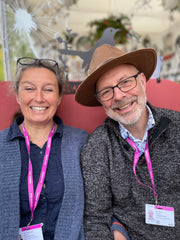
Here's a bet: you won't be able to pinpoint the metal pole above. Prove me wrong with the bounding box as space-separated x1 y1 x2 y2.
0 0 12 81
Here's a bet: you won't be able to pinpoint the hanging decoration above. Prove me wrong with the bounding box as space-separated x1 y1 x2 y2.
0 0 167 86
0 0 79 81
58 27 120 79
5 0 79 57
56 13 141 82
75 14 133 48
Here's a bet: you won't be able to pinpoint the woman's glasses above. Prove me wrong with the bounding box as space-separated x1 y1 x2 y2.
17 57 59 69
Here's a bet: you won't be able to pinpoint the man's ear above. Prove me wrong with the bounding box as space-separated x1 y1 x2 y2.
139 72 147 90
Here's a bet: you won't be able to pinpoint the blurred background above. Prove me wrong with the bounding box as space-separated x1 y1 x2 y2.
1 0 180 83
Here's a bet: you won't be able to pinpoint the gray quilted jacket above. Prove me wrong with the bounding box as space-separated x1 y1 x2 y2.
81 104 180 240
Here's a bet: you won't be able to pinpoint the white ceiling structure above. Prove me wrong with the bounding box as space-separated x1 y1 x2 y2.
68 0 180 36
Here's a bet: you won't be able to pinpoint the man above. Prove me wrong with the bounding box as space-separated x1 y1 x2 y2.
75 44 180 240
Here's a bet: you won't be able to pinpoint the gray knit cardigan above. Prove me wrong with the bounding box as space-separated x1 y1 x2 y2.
0 124 88 240
81 104 180 240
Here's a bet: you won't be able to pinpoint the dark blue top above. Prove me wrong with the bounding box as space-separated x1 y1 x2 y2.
8 116 64 240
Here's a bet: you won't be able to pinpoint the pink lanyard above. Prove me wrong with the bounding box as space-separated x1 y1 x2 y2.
126 136 158 205
22 122 56 224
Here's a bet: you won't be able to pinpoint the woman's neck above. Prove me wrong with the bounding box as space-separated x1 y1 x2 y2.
20 120 55 148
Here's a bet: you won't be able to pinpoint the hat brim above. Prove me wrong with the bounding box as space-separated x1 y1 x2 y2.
75 48 157 106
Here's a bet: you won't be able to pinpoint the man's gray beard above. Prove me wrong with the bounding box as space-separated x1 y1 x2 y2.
105 95 147 126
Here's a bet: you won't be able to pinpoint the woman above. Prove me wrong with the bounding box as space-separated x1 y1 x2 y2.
0 57 88 240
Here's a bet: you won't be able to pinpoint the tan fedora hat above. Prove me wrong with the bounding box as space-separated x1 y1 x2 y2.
75 44 157 106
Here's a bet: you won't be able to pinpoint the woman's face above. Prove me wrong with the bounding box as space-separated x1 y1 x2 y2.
16 67 61 127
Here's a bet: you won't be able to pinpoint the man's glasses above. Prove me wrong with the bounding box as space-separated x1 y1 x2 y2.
17 57 59 69
95 72 140 102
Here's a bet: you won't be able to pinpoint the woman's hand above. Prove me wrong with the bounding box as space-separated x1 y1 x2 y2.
113 230 127 240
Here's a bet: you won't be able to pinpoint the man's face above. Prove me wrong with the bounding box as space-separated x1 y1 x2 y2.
96 64 147 127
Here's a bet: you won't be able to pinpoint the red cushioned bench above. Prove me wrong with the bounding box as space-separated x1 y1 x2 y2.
0 79 179 133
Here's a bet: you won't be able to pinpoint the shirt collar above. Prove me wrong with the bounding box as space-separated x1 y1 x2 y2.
53 115 63 137
119 105 155 141
7 117 24 141
7 115 64 141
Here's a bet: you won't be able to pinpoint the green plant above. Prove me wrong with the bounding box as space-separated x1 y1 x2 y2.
76 14 133 48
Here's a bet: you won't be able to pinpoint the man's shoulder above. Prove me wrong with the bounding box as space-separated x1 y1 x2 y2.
157 107 180 123
150 104 180 121
90 124 109 138
85 119 118 145
157 106 180 115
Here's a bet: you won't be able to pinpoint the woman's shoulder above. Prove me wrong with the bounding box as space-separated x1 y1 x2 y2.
0 128 9 140
0 128 12 154
61 125 89 153
55 115 88 136
63 124 89 136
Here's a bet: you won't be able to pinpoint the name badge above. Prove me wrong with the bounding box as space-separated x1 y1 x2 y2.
145 204 175 227
19 223 44 240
